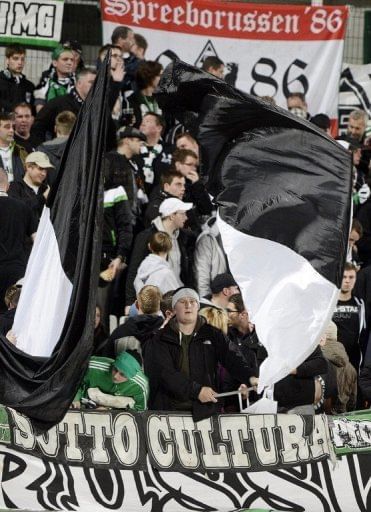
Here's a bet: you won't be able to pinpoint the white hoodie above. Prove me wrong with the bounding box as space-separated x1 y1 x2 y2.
134 254 183 295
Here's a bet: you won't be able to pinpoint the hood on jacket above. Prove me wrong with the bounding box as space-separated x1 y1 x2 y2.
114 351 141 378
136 254 170 283
152 216 179 239
111 314 163 342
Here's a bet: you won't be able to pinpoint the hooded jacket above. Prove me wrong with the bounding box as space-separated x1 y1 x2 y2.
98 314 164 359
74 356 149 411
144 317 257 422
125 216 195 306
134 253 183 295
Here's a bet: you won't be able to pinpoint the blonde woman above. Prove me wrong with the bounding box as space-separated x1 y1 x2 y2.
199 306 228 335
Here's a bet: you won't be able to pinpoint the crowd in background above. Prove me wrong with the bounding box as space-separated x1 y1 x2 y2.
1 26 371 417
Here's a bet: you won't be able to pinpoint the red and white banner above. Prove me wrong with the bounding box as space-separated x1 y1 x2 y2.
101 1 348 122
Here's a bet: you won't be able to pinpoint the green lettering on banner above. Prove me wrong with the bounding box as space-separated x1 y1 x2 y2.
0 405 10 444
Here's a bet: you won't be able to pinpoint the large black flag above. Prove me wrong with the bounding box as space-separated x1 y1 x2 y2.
156 61 352 391
0 57 110 432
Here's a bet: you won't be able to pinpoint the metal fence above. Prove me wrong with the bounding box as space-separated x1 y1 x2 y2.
344 7 366 64
0 2 369 87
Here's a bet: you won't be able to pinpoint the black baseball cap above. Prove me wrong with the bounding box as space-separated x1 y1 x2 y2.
210 273 238 294
117 126 147 142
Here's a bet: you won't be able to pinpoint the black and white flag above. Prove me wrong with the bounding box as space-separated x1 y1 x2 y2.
157 61 352 391
0 57 110 432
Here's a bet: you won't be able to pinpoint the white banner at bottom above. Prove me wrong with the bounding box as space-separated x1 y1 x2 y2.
0 446 369 511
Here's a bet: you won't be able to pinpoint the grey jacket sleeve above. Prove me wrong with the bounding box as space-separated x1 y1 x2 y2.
194 234 227 297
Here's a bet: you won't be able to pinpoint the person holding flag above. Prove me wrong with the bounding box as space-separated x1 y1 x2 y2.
155 60 352 399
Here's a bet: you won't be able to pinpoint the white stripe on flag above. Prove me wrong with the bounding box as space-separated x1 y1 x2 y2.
13 207 73 357
217 213 339 392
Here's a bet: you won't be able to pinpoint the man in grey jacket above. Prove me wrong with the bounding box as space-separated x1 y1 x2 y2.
194 216 228 297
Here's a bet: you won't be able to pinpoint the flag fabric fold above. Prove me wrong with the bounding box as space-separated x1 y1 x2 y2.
0 56 110 432
156 61 352 392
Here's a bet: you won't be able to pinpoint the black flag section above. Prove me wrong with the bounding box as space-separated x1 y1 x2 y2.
156 60 352 288
156 61 352 390
0 57 110 432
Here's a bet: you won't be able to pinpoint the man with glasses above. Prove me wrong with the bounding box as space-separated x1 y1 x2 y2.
144 287 258 421
173 148 214 231
226 293 266 367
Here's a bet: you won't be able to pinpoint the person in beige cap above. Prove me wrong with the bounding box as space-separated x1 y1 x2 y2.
8 151 54 221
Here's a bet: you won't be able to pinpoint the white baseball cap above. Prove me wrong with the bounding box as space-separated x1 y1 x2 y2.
159 198 193 217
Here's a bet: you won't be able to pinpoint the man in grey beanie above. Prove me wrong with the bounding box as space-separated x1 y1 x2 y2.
144 287 258 422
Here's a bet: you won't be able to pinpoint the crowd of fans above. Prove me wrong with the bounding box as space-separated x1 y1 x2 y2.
1 26 371 418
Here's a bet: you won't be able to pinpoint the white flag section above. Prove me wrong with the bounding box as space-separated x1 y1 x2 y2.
217 214 339 392
102 1 348 124
12 207 72 357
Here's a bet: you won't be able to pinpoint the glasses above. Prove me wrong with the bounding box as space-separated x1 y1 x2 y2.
178 299 198 306
226 308 239 313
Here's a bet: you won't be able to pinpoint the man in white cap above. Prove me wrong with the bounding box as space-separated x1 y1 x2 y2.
144 287 258 421
125 197 196 311
8 151 53 221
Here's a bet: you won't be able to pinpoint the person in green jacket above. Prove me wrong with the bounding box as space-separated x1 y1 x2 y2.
72 351 148 411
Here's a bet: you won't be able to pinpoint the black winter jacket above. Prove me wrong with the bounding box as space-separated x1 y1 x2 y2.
31 93 81 146
144 319 257 421
273 346 328 409
144 188 173 227
8 179 47 220
102 185 133 262
0 70 34 113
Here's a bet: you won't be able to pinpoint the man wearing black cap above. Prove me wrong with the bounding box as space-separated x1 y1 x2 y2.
104 126 147 232
200 273 239 310
98 135 135 327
